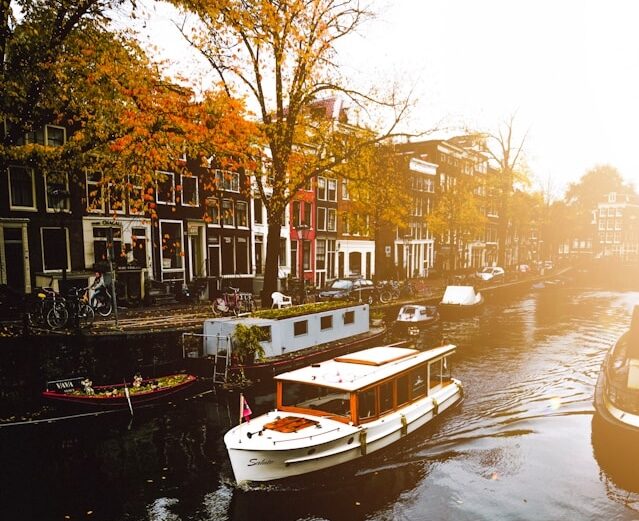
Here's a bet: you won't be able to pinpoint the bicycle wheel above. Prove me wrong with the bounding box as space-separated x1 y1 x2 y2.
95 297 112 317
379 290 393 304
47 303 69 329
77 303 95 328
26 300 44 327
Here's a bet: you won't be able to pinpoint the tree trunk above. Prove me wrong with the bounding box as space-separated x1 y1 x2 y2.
262 217 283 307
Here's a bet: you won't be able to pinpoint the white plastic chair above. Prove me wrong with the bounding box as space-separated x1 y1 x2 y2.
271 291 292 309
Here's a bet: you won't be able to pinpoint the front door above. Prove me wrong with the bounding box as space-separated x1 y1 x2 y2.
2 227 27 293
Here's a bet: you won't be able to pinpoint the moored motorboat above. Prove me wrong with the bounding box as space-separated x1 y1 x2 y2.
224 343 462 483
438 285 484 318
594 305 639 431
395 304 440 336
42 373 197 407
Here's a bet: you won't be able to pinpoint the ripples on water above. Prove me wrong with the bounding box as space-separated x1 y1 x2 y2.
1 287 639 521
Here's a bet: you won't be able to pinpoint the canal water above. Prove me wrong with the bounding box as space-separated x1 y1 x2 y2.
2 284 639 521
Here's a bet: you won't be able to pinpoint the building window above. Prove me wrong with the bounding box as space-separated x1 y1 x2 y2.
157 171 176 205
129 175 144 214
254 198 263 224
215 169 240 192
255 235 263 274
45 125 66 147
107 181 126 215
207 197 220 225
236 236 249 273
320 314 333 330
92 225 125 267
293 201 301 228
86 171 104 213
160 221 184 270
279 238 287 267
180 175 199 206
41 227 70 271
236 201 248 227
328 179 337 201
342 179 350 200
303 239 311 270
327 239 336 278
45 171 70 212
317 177 327 200
294 320 308 336
8 166 36 210
317 207 327 231
327 209 336 232
303 202 311 226
316 239 326 270
131 227 147 267
222 199 234 226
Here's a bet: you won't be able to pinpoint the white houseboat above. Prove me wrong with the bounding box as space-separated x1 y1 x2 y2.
224 343 463 482
184 303 386 384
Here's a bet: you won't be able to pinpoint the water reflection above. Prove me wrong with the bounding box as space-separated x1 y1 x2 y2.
2 286 639 520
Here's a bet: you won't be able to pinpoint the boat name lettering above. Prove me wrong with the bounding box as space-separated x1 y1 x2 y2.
247 458 274 467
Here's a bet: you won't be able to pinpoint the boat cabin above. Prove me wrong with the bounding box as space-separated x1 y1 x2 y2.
274 344 456 426
201 303 370 359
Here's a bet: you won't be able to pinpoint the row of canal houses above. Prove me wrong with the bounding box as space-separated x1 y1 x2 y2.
0 97 507 301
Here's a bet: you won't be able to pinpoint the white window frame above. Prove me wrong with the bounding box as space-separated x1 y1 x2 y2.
317 207 327 231
327 208 337 232
8 165 37 211
327 178 337 201
180 174 199 207
235 200 249 228
317 176 327 200
129 174 144 215
159 219 185 274
156 170 176 205
342 179 350 200
85 170 104 213
40 227 70 272
216 169 240 193
222 198 235 226
45 171 70 213
45 125 66 147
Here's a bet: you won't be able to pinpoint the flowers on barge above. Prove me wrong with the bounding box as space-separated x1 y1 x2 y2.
71 374 191 397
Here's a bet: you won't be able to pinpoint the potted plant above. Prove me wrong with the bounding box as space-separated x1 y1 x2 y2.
370 310 385 327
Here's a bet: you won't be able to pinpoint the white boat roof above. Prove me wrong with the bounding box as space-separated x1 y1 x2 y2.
274 344 456 391
441 285 479 305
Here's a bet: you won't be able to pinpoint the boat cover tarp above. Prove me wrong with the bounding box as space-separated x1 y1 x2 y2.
441 285 480 306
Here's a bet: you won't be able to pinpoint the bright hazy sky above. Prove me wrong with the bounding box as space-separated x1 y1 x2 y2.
137 0 639 198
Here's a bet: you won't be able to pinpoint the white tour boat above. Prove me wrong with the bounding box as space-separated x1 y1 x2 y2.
224 343 463 483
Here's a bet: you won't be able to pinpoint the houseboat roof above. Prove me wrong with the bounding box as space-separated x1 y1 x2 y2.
274 344 457 392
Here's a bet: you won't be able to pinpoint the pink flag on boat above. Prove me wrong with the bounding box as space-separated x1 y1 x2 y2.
239 393 252 423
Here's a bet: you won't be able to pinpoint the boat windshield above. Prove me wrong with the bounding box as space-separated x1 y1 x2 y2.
330 279 353 290
281 381 351 419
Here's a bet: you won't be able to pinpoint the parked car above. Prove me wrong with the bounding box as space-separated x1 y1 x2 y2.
316 277 378 303
475 266 505 282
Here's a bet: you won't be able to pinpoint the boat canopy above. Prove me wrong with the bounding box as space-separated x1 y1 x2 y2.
441 285 480 305
275 344 456 392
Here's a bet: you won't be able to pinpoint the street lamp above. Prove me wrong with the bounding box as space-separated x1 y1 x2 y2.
296 223 309 302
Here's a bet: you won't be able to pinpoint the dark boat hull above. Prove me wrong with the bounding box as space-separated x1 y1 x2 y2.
42 374 197 408
438 301 484 318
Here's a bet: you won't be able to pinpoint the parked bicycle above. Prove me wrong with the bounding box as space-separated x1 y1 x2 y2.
65 286 95 329
212 287 242 316
25 287 68 330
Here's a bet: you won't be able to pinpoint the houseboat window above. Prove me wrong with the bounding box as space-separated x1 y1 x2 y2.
379 381 393 414
396 374 410 406
293 320 308 336
358 388 377 420
320 315 333 330
410 364 428 399
259 326 271 342
281 382 350 417
343 310 355 325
